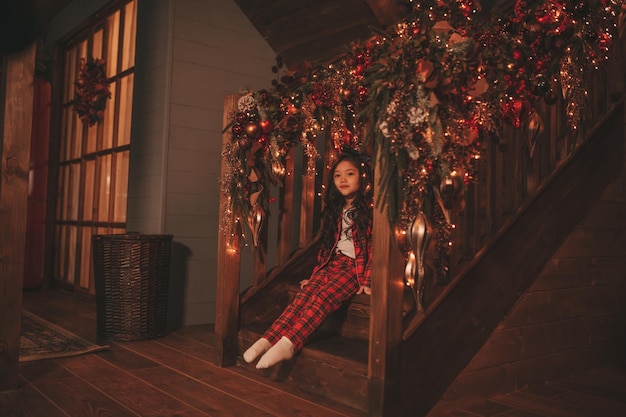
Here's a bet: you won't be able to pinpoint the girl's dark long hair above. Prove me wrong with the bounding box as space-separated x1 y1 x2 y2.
318 152 373 255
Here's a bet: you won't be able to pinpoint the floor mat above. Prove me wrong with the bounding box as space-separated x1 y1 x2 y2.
20 310 108 362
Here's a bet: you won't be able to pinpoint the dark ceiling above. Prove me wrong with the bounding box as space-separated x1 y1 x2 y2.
232 0 507 68
231 0 410 68
2 0 506 65
0 0 75 55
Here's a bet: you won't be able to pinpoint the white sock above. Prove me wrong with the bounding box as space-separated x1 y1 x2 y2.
256 336 295 369
243 338 271 363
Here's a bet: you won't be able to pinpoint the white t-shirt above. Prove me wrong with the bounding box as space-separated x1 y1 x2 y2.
335 208 356 258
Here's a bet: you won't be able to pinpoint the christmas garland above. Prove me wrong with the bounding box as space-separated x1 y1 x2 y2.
70 57 111 126
220 57 366 242
221 0 622 280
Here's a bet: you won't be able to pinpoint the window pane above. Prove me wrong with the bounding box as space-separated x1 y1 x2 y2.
86 120 98 154
95 226 108 236
57 165 68 220
117 74 133 146
71 114 82 160
69 163 81 221
60 108 68 158
67 226 77 284
114 151 129 222
64 49 74 103
106 11 120 77
102 82 116 150
63 49 77 161
80 227 92 289
93 28 103 61
98 154 112 221
122 1 136 71
83 159 95 221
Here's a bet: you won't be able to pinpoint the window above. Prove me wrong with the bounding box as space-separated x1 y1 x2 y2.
54 0 136 293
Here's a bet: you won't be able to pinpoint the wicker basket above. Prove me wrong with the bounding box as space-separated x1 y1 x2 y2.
92 233 173 342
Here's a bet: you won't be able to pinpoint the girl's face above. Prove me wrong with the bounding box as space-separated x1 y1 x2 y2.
333 160 360 202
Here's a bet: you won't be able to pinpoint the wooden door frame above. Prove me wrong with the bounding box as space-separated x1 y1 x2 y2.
0 43 36 391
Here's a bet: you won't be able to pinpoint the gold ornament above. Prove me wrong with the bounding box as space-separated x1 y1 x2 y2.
395 211 432 312
247 203 265 247
525 112 544 158
406 211 432 312
272 160 285 179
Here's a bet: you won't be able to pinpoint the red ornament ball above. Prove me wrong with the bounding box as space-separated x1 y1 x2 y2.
257 134 270 149
232 124 244 137
235 112 249 125
259 119 274 134
244 122 262 139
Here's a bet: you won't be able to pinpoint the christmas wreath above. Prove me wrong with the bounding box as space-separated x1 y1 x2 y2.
70 57 111 126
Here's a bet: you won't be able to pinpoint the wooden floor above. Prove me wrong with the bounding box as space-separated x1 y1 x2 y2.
3 289 626 417
429 365 626 417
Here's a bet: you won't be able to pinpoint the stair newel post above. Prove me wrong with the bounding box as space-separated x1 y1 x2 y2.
215 94 243 366
299 156 317 246
368 152 408 417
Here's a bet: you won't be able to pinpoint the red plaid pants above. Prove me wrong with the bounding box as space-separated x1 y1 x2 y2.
263 252 360 352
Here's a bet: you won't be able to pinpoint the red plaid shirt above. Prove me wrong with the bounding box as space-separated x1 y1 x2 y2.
312 216 372 288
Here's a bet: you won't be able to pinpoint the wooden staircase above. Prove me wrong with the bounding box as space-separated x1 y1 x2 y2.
214 33 626 412
230 100 625 416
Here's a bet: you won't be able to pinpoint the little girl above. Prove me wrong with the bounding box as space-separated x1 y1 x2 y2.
243 149 373 369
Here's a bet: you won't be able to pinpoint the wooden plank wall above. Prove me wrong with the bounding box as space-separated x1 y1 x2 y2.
0 43 36 391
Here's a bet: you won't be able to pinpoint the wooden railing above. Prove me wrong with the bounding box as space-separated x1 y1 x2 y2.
214 38 624 367
396 42 624 343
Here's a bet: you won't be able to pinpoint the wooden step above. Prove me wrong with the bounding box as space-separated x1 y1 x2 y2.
238 326 369 412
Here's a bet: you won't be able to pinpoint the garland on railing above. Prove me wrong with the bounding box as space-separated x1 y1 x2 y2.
220 56 368 243
221 0 622 284
363 0 620 282
70 57 111 126
479 0 618 135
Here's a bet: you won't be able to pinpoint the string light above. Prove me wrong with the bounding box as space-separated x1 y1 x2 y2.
217 0 620 288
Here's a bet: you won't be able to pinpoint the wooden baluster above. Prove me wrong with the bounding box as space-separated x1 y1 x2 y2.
277 149 295 264
299 170 316 246
486 138 497 236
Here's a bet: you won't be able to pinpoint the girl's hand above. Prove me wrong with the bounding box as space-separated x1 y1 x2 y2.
299 279 309 289
356 286 371 295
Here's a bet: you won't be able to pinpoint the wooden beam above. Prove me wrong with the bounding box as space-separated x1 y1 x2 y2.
299 170 316 246
215 94 242 366
0 43 36 391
